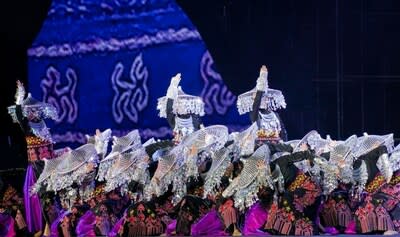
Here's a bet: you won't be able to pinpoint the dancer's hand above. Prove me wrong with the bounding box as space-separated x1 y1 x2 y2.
171 73 181 87
260 65 268 76
15 80 25 105
299 142 308 151
166 73 181 99
256 65 268 91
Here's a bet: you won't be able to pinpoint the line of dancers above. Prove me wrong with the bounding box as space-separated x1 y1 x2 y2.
2 66 400 236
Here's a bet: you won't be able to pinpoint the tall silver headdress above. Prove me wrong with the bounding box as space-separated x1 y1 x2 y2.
97 130 141 181
86 129 112 159
144 146 182 200
236 88 286 115
49 144 98 192
31 155 65 194
104 148 150 195
203 147 232 198
352 133 393 158
180 125 229 153
293 130 320 152
222 145 273 211
8 93 58 122
157 87 205 118
145 125 229 204
233 123 258 157
313 139 357 195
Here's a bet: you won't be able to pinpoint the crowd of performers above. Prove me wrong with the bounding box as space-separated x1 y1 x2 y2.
2 66 400 236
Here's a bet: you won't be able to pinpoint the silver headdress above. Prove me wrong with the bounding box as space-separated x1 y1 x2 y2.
331 142 357 184
144 146 182 200
237 88 286 115
97 130 141 181
8 93 58 142
293 132 332 178
352 133 393 158
50 144 98 192
203 147 232 198
313 156 337 195
8 93 58 122
389 143 400 172
180 125 229 179
352 160 368 199
293 130 320 152
222 145 273 211
86 129 112 159
31 155 65 194
104 148 150 195
377 153 393 183
306 133 332 154
234 123 258 157
313 141 356 195
145 125 229 203
180 125 229 153
157 87 205 118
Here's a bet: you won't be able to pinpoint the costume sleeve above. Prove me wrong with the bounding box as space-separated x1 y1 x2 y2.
249 90 263 123
166 98 175 129
288 150 314 164
15 105 29 134
320 152 331 160
359 145 388 162
275 112 288 141
191 114 203 130
268 142 293 154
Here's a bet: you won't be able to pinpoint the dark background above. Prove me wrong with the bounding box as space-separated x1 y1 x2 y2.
1 0 400 171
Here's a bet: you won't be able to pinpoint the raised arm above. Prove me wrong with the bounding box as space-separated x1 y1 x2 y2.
166 98 175 128
165 73 181 128
275 112 288 141
250 65 268 122
14 81 29 133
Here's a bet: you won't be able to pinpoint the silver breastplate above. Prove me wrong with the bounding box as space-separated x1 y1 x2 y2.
29 120 53 142
258 111 281 134
174 116 194 137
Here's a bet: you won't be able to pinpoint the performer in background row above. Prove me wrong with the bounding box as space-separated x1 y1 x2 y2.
157 73 205 144
8 81 59 236
237 65 287 145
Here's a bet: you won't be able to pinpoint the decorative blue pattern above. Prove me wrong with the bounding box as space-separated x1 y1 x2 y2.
28 0 248 147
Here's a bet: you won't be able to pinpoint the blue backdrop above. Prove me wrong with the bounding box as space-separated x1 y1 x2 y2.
28 0 247 147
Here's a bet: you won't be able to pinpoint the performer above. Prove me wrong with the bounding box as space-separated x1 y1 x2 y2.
0 185 25 236
264 135 321 236
352 134 398 234
384 144 400 233
312 135 357 234
157 73 205 144
237 66 287 145
118 201 164 237
8 81 58 236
